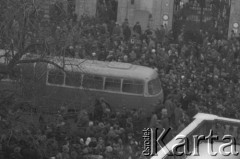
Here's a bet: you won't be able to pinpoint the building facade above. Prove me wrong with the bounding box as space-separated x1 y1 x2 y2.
73 0 174 30
38 0 240 38
117 0 174 30
75 0 97 19
228 0 240 37
37 0 69 18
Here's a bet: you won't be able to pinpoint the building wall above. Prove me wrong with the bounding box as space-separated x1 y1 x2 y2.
139 0 154 13
37 0 68 18
75 0 97 19
117 0 128 25
228 0 240 38
117 0 174 30
39 0 174 31
155 0 174 30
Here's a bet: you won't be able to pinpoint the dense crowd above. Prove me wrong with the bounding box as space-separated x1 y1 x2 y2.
1 2 240 158
59 13 240 119
0 94 147 159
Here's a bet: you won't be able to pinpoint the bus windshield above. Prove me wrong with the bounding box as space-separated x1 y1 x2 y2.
148 78 161 95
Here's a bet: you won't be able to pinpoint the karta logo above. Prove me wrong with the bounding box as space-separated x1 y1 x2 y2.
142 128 239 157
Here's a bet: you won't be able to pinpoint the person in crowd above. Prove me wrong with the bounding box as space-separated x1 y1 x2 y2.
123 23 131 41
149 112 158 128
133 22 142 35
112 23 122 37
122 18 129 30
93 99 103 122
164 95 176 126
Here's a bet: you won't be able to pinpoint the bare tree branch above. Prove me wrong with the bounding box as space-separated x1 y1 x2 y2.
17 58 65 70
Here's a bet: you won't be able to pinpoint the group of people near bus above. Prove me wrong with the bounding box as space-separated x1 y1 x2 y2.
50 13 240 157
1 6 240 159
0 94 147 159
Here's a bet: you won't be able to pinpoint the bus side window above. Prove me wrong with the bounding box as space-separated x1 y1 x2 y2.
105 78 121 92
82 75 103 90
122 79 144 95
47 69 64 85
65 72 82 87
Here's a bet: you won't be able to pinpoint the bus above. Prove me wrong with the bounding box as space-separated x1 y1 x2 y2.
19 55 164 115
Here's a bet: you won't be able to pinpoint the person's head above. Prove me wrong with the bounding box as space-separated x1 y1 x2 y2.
161 108 168 117
105 146 113 153
118 138 123 144
177 103 183 108
127 133 133 139
123 55 128 62
151 49 156 53
85 137 91 146
69 151 77 159
113 123 119 129
89 121 94 127
99 97 105 103
62 145 69 153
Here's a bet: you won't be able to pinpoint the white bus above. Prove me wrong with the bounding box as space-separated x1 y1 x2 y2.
19 56 164 115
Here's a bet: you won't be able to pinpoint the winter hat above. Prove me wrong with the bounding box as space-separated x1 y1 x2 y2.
80 138 84 144
92 52 96 57
106 146 113 152
161 109 168 115
89 121 94 127
152 49 156 53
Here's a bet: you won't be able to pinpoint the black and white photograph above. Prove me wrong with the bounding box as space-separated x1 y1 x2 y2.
0 0 240 159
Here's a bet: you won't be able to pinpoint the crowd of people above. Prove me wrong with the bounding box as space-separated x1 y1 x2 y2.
0 92 147 159
59 12 240 120
1 1 240 158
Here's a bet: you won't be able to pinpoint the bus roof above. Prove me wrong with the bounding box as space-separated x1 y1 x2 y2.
48 57 158 81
